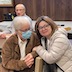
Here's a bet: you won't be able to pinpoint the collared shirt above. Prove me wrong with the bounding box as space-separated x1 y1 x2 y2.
18 35 27 60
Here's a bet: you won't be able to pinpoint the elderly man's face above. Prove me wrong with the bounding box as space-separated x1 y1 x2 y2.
15 5 25 16
17 23 30 41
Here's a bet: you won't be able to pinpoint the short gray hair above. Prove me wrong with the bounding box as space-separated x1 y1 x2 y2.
13 16 32 31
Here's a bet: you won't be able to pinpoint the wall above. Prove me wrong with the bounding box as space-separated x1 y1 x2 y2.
0 0 72 21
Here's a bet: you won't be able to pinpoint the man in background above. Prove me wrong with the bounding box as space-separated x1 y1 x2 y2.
0 4 32 39
15 4 32 23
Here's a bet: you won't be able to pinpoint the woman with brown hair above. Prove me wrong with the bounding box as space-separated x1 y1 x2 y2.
33 16 72 72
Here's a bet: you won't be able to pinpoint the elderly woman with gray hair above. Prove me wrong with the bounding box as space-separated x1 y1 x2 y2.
0 16 40 72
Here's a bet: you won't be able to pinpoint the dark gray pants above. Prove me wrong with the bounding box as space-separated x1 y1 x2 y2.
43 62 57 72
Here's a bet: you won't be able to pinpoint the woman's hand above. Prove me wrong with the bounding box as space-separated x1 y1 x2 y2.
32 47 37 51
33 45 41 51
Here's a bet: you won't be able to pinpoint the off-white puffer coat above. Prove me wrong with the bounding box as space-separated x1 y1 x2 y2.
36 28 72 72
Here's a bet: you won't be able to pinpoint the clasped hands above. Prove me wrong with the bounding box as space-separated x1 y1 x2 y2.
24 53 34 68
24 45 41 68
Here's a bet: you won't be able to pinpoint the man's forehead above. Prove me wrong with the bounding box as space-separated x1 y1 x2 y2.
16 5 24 9
20 24 30 30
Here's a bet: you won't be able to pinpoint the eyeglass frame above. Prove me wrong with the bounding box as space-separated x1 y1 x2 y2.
19 28 32 33
38 23 50 30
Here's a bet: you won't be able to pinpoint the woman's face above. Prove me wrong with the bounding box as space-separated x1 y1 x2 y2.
38 21 52 38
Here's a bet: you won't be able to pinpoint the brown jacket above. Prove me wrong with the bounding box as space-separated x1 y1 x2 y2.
1 32 40 72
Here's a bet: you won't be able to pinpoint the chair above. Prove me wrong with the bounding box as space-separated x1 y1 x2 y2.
35 57 43 72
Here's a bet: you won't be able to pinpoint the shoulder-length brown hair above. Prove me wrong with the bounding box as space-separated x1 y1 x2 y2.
35 16 58 39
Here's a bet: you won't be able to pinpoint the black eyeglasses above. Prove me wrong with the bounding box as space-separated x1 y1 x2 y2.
38 24 50 30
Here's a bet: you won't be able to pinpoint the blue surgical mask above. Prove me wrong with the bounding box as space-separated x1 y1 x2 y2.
22 30 32 39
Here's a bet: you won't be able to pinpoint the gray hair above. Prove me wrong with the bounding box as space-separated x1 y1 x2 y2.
13 16 32 31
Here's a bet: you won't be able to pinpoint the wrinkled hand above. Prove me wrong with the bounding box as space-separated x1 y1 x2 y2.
24 53 34 68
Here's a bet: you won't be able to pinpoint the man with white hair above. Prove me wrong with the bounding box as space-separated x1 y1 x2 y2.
0 4 32 39
0 16 40 72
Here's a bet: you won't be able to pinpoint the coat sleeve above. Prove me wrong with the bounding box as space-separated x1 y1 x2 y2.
31 33 40 58
2 38 28 71
36 36 70 64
